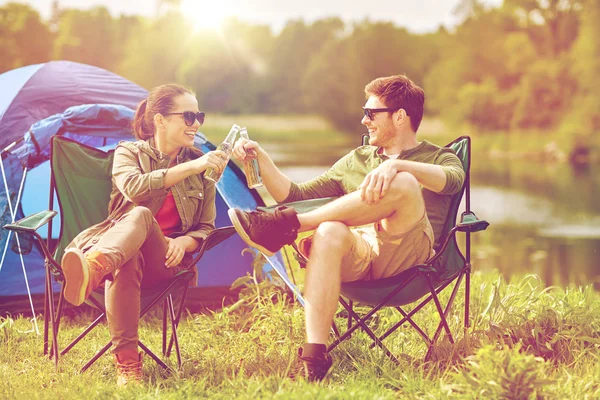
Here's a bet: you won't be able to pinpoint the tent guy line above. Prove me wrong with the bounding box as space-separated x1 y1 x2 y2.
1 159 39 334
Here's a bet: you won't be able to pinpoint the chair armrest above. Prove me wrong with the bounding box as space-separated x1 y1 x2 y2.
257 197 338 214
187 226 237 266
3 210 58 234
457 212 489 233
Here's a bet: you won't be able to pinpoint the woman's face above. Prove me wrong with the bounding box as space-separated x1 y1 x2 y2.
161 93 202 150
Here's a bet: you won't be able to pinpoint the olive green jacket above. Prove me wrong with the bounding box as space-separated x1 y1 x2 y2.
70 137 216 251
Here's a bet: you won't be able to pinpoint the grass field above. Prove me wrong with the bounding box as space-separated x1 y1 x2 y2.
2 269 600 399
2 114 598 398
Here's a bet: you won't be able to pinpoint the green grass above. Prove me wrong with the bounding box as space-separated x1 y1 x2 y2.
2 269 600 399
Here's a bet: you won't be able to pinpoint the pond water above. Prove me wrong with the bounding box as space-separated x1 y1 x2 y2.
264 139 600 290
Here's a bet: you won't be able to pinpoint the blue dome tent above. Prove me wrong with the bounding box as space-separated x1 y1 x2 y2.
0 61 297 315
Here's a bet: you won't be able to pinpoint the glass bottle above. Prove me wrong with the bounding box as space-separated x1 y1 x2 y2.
239 127 263 189
204 124 239 183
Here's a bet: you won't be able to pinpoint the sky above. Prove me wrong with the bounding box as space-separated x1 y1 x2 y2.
1 0 503 33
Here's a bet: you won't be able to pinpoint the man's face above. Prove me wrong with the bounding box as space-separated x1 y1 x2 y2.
361 95 396 147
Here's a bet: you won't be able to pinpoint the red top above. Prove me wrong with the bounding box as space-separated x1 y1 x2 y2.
155 191 181 236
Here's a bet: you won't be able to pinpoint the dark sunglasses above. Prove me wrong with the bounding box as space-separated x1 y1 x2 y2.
363 107 400 121
164 111 205 126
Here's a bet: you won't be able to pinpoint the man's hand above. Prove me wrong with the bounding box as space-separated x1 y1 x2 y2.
359 160 399 204
232 137 260 161
164 236 188 268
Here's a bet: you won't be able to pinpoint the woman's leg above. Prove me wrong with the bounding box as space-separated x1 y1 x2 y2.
100 206 174 354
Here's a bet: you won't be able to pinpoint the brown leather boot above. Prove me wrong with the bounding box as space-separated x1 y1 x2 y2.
61 249 110 306
114 349 143 386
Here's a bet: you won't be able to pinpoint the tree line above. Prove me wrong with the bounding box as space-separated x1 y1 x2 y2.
0 0 598 139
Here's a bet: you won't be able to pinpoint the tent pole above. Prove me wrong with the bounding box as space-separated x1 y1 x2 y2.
0 137 24 159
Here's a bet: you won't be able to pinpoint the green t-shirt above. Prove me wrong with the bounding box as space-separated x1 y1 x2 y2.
283 140 465 245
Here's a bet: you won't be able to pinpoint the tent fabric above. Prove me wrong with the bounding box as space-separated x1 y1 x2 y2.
0 60 146 151
0 62 292 313
0 63 44 122
13 103 135 168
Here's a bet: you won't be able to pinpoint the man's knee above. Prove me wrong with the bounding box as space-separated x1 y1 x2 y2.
387 172 421 201
312 221 353 251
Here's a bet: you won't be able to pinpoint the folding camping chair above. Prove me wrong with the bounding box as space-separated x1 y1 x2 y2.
266 135 489 362
3 135 235 372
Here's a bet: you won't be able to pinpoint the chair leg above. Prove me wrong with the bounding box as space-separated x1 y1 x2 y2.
328 298 399 364
139 341 170 371
424 274 464 361
166 284 190 357
464 269 471 353
166 296 182 368
370 306 432 350
368 281 456 349
426 275 454 341
80 341 112 373
347 300 353 331
331 320 341 338
46 268 59 370
43 267 50 357
61 313 106 356
49 291 65 359
162 298 168 356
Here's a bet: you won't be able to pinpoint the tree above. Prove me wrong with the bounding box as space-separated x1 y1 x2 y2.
266 18 345 113
563 0 600 133
53 7 118 70
504 0 582 57
0 3 52 73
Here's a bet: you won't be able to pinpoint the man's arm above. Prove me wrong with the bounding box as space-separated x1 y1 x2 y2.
392 160 448 193
254 147 293 202
392 151 465 195
233 138 345 203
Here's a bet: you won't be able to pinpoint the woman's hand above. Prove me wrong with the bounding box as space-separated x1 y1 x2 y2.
192 150 228 175
232 137 260 161
164 236 187 268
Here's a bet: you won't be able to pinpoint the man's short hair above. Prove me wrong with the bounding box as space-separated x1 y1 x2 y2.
365 75 425 132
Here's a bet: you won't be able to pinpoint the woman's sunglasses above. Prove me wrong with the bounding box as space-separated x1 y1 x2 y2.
164 111 206 126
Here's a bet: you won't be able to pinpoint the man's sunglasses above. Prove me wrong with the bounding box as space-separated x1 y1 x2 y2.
363 107 400 121
164 111 206 126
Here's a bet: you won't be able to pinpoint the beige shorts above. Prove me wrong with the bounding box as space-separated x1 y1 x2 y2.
339 214 435 282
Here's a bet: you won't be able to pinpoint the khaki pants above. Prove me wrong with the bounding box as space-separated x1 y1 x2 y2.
83 206 174 354
341 213 435 281
298 213 435 283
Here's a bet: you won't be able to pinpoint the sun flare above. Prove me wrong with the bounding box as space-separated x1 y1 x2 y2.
180 0 230 31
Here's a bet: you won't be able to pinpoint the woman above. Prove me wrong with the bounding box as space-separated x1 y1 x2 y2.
60 84 228 385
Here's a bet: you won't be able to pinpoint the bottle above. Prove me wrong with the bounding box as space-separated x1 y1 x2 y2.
239 127 263 189
205 124 240 183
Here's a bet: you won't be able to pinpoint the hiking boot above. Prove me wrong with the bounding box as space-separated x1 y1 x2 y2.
115 349 143 387
289 346 333 382
228 206 300 256
61 248 110 306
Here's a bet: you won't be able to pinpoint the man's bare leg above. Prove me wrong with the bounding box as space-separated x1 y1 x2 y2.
298 172 425 235
303 172 426 344
304 221 356 343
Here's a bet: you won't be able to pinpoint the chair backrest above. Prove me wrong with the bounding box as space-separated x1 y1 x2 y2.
434 136 469 281
50 136 114 262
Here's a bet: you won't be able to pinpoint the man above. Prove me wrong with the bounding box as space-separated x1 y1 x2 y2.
228 75 465 381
